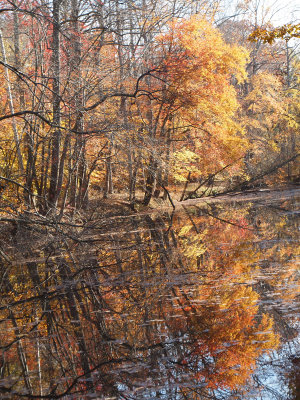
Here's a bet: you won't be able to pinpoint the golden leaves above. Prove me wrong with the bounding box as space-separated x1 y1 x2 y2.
249 23 300 44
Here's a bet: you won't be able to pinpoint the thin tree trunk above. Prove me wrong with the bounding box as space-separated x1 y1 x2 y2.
68 0 88 209
0 28 24 174
143 158 157 206
48 0 62 207
103 148 113 198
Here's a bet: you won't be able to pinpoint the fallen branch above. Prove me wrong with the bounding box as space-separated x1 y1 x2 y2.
223 153 299 194
185 157 243 200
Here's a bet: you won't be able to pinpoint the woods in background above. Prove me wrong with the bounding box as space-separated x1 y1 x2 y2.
0 0 299 213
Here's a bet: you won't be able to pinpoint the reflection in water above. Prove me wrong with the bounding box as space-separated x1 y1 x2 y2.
0 193 299 399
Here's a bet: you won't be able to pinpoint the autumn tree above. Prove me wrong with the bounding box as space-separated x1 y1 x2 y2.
128 16 249 205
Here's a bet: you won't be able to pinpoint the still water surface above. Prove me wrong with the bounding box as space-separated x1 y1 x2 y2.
0 190 299 399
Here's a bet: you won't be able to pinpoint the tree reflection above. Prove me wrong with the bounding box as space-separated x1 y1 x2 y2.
0 197 298 398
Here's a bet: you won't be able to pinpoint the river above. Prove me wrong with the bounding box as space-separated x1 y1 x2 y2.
0 189 299 399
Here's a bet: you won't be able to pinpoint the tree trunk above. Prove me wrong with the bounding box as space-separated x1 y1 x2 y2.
0 28 24 175
143 158 157 206
48 0 62 207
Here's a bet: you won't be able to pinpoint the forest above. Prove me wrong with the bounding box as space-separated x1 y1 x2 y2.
0 0 299 213
0 0 299 399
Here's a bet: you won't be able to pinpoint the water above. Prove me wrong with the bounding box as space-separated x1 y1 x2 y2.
0 189 299 399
